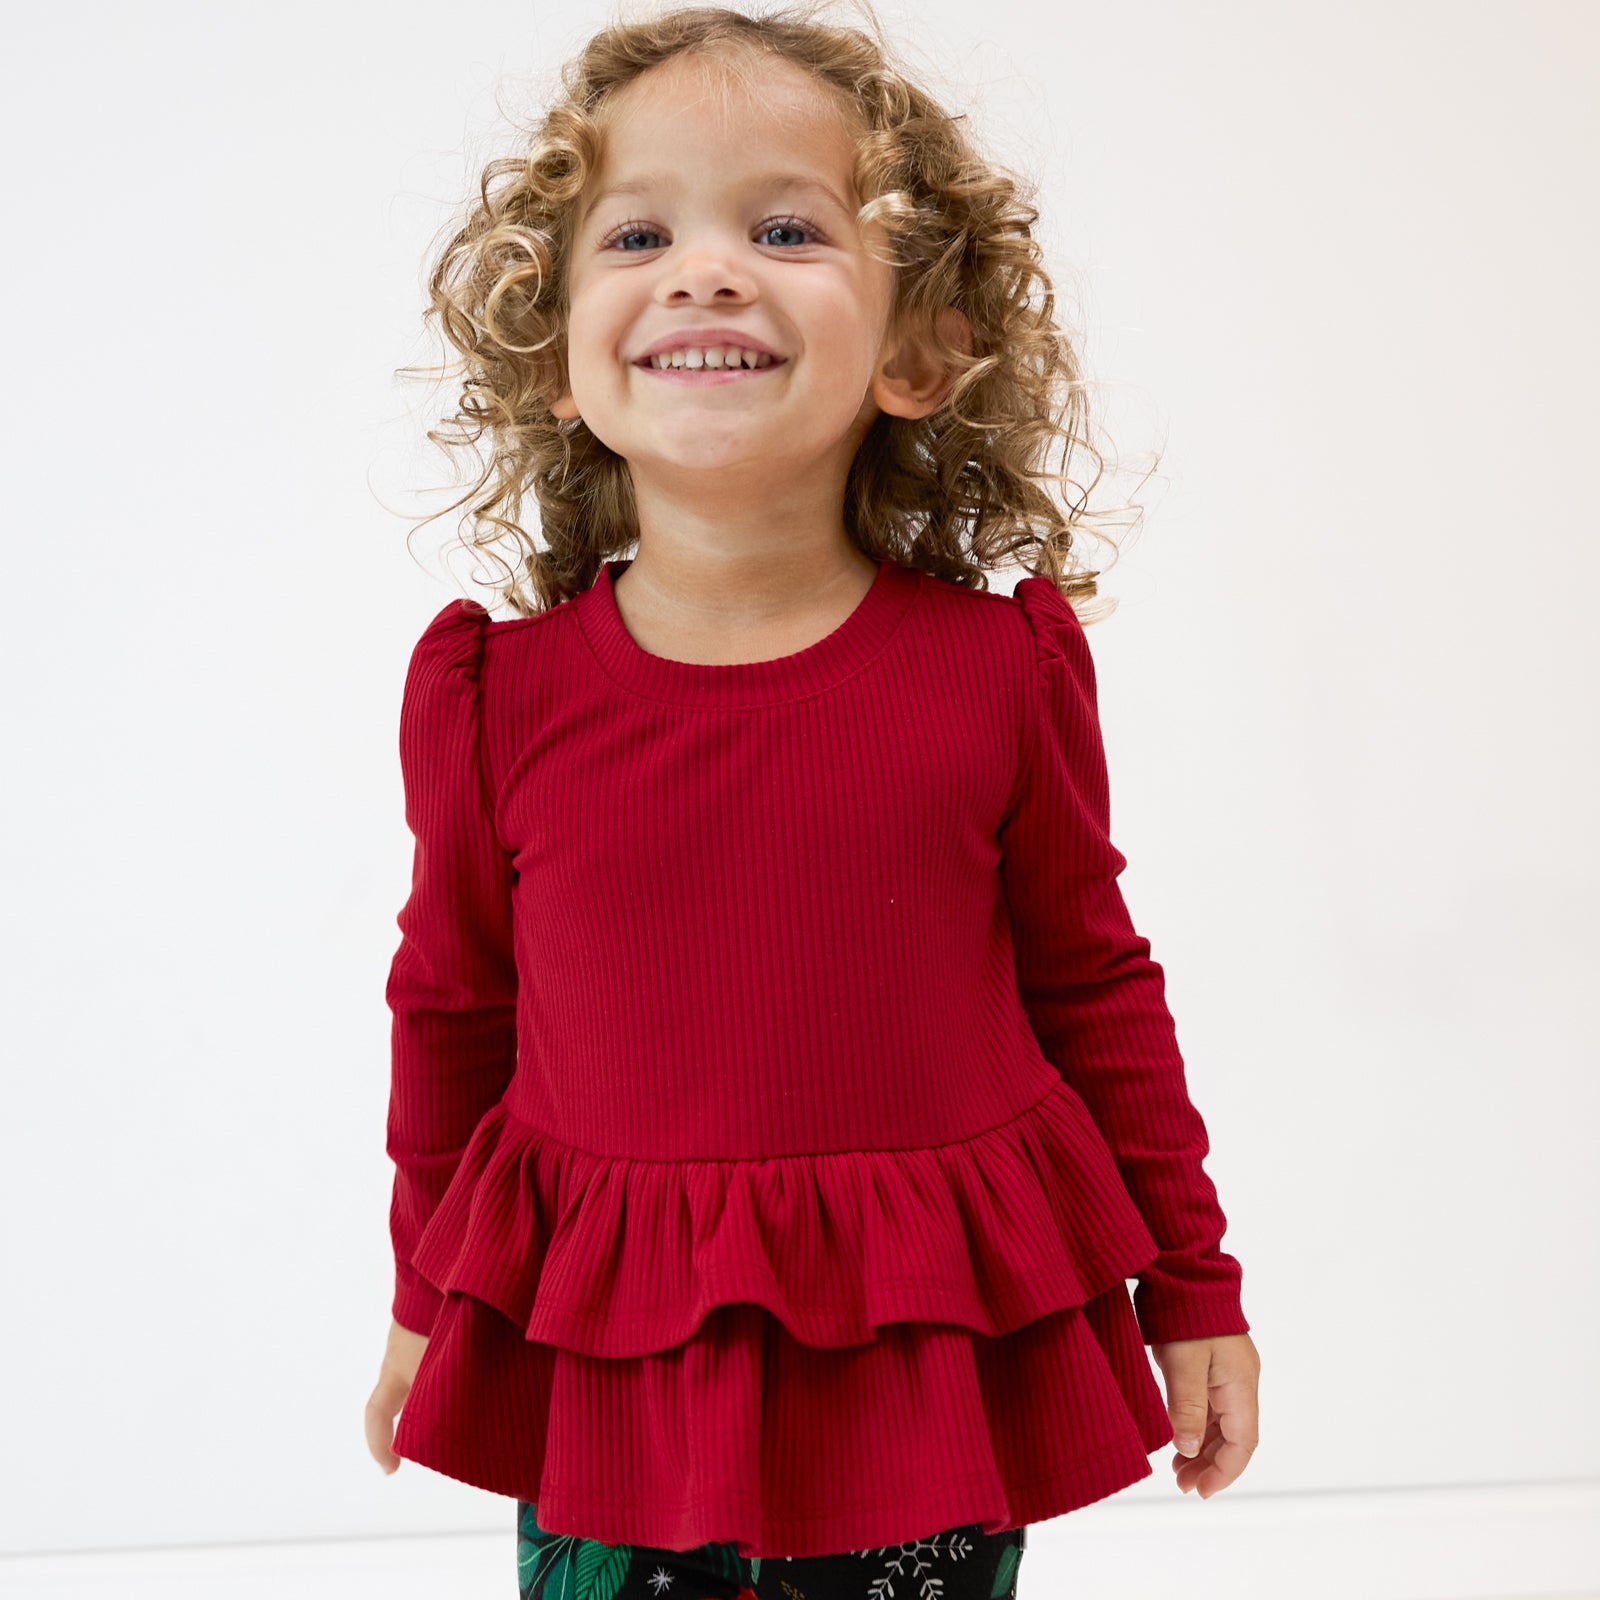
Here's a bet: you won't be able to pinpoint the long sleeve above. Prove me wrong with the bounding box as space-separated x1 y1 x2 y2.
999 577 1248 1346
384 599 517 1336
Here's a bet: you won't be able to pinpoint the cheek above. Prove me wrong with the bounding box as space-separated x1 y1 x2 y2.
797 281 881 369
799 339 874 397
563 281 629 363
561 327 634 412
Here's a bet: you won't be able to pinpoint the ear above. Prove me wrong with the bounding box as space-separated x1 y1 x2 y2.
871 305 973 421
549 331 580 420
550 355 580 421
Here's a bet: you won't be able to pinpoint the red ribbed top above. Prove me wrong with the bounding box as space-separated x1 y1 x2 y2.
384 554 1249 1557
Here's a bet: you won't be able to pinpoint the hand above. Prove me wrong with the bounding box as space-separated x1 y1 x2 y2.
1151 1332 1259 1499
365 1318 429 1474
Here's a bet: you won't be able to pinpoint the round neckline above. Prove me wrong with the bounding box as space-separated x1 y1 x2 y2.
576 554 922 707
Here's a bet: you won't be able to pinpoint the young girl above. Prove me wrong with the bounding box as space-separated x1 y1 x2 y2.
363 5 1260 1594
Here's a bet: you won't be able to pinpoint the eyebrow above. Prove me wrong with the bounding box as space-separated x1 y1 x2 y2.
579 171 856 226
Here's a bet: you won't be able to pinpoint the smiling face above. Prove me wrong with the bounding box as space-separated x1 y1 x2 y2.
552 50 949 518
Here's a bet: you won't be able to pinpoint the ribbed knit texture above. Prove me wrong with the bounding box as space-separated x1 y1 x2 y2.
384 555 1248 1557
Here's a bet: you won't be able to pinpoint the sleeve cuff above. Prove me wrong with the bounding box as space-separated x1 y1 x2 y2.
392 1265 444 1336
1133 1279 1251 1346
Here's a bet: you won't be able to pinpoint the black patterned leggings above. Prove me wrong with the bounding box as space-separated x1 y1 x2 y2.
516 1501 1029 1599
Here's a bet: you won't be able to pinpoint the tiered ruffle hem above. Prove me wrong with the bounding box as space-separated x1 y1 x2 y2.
391 1081 1177 1558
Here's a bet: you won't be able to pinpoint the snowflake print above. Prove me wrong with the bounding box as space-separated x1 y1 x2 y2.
859 1529 976 1600
646 1565 675 1594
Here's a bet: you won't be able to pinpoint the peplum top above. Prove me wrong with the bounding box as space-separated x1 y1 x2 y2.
383 553 1249 1558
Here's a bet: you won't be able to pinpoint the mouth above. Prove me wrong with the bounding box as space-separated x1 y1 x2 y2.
632 354 789 385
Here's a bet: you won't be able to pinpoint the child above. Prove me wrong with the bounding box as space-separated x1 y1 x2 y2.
363 3 1260 1591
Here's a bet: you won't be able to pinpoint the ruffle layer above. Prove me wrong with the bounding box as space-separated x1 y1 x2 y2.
393 1285 1174 1558
408 1082 1162 1359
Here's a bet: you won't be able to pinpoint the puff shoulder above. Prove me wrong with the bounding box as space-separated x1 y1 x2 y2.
1012 574 1090 684
398 599 495 813
408 597 491 681
403 598 493 716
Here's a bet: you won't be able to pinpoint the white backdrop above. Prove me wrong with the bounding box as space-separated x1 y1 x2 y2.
3 1 1596 1595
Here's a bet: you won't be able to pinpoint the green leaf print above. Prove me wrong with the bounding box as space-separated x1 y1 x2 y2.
574 1539 631 1600
515 1523 572 1600
516 1503 630 1600
990 1541 1019 1598
517 1529 630 1600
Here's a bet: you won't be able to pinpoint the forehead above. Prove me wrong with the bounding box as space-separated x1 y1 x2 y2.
585 53 859 209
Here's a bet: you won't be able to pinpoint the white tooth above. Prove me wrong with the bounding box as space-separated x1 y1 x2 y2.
646 345 777 369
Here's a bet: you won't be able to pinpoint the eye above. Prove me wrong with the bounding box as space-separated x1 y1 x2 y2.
597 212 828 252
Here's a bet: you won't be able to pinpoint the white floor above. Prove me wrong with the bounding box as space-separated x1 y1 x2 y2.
4 1481 1598 1600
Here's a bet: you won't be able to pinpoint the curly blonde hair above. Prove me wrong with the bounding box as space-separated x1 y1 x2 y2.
395 0 1155 621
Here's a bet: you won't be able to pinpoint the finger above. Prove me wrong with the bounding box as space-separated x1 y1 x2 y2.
1157 1344 1212 1456
1196 1388 1259 1498
364 1396 400 1473
1171 1414 1221 1493
1176 1381 1257 1498
364 1375 408 1473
